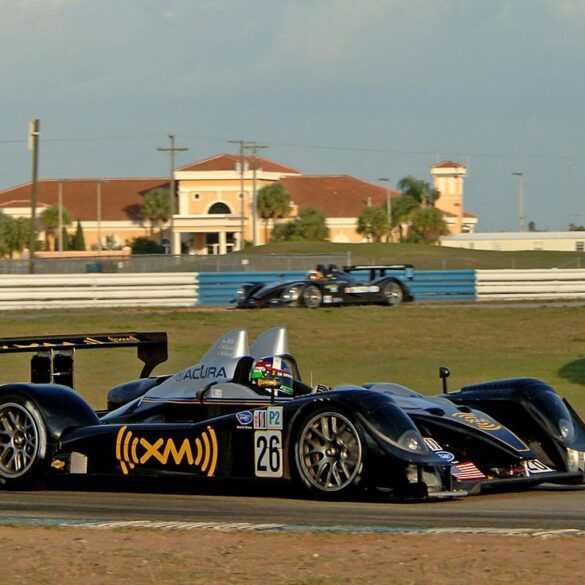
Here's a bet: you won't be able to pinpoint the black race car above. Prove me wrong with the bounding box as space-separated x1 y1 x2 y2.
234 264 414 308
0 329 584 501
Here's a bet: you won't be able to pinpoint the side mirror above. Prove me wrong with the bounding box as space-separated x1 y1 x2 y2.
439 366 450 394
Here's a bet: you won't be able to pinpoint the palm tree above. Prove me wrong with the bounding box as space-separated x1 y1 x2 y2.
397 176 440 208
0 214 30 258
141 188 171 242
257 183 292 242
40 205 72 251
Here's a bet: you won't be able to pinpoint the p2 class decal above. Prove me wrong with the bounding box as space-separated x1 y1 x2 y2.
524 459 554 475
115 426 218 477
254 431 283 478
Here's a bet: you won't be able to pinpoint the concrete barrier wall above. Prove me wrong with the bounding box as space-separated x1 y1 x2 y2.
197 270 477 306
476 269 585 300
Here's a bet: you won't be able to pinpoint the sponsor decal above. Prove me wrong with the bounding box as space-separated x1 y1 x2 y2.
115 426 218 477
254 431 283 477
451 461 486 480
174 365 227 382
344 285 380 294
50 458 66 471
323 295 332 304
254 410 267 430
236 411 253 426
325 285 339 293
210 388 223 398
524 459 554 475
423 438 455 462
452 412 502 431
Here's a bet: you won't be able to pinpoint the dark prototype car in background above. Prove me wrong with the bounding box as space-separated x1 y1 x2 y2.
234 264 414 308
0 328 584 501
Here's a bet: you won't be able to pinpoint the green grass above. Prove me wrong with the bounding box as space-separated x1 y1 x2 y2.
240 241 585 270
0 304 584 415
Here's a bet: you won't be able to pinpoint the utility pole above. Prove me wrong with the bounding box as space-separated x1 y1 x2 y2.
228 139 254 250
512 172 525 232
157 135 188 255
245 142 268 246
58 182 63 254
378 177 392 243
28 119 40 273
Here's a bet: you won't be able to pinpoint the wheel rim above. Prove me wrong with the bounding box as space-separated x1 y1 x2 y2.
303 286 321 308
0 403 40 479
297 412 362 492
383 282 402 305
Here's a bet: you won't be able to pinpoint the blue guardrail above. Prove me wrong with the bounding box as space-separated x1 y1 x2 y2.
197 270 476 307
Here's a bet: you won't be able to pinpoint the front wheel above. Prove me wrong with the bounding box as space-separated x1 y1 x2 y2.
0 395 48 488
292 409 365 497
381 281 403 306
302 285 322 309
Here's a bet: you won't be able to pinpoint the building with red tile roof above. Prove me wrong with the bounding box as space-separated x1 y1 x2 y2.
0 154 477 255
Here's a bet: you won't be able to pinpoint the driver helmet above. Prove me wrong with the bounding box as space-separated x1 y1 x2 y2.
250 356 294 396
306 270 322 281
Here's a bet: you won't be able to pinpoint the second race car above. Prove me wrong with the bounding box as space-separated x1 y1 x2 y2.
234 264 414 308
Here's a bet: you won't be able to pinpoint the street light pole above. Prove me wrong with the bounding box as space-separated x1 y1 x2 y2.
378 177 392 243
28 119 40 273
512 172 525 231
157 135 188 255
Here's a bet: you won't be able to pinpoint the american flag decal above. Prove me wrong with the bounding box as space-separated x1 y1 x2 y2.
451 461 486 480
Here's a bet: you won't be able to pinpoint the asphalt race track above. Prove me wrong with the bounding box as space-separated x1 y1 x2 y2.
1 484 584 531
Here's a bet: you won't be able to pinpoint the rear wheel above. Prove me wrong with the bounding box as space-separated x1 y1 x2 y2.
293 409 364 497
0 396 47 488
302 285 322 309
381 281 403 306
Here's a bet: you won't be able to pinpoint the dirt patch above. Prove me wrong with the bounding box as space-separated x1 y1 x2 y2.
1 526 583 585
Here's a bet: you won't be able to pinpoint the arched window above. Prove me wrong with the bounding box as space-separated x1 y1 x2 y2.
208 202 231 214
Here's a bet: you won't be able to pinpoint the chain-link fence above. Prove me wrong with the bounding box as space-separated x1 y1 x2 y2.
0 253 350 275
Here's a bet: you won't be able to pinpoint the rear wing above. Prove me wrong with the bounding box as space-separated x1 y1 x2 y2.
0 332 167 389
343 264 414 280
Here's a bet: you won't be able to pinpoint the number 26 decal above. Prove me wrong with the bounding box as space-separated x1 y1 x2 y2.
254 431 283 477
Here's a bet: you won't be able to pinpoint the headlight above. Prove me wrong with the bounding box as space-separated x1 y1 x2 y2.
281 286 301 302
235 286 247 300
397 430 428 454
559 418 575 442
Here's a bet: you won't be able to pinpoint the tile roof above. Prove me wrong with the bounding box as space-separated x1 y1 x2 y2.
279 175 399 218
432 160 466 169
0 178 169 221
179 153 301 174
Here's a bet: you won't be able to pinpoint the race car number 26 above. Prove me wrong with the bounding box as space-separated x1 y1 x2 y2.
254 431 283 478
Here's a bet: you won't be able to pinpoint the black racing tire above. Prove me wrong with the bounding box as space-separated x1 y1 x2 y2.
0 395 48 488
302 285 323 309
291 407 366 498
381 280 403 307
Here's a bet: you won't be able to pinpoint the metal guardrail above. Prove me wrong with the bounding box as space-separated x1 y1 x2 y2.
476 269 585 300
0 273 198 310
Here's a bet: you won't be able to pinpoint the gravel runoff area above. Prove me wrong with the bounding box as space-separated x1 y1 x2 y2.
2 526 584 585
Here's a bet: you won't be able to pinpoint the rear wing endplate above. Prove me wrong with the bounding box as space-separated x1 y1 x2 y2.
0 332 167 389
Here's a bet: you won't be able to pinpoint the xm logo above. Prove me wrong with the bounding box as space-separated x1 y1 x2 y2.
115 426 218 477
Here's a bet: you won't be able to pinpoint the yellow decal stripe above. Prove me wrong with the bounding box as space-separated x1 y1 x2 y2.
207 426 218 477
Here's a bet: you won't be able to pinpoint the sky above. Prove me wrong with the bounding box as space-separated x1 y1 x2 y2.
1 0 585 232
